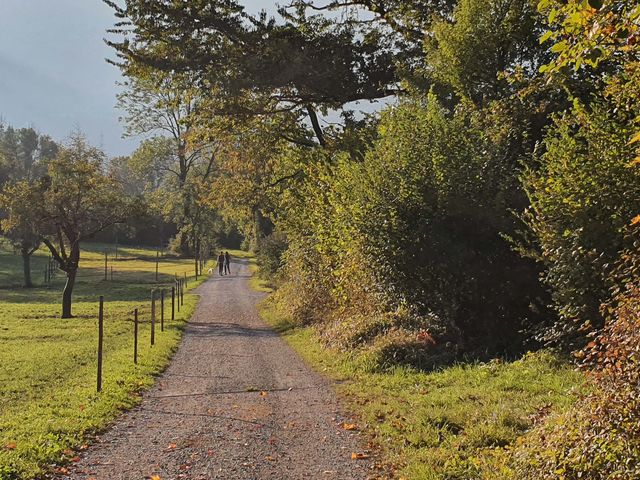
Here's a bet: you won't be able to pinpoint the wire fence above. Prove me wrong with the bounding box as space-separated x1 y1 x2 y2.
2 244 216 394
32 246 213 287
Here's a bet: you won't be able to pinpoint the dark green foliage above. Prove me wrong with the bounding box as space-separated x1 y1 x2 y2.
256 231 288 278
521 69 640 348
426 0 546 105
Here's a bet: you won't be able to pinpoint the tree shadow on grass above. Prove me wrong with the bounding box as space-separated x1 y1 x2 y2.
0 266 190 305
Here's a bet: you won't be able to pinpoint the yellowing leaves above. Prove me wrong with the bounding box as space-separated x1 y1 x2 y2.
631 214 640 226
341 422 358 431
151 475 161 480
628 131 640 145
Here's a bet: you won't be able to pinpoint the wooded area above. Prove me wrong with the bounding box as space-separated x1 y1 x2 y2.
1 0 639 477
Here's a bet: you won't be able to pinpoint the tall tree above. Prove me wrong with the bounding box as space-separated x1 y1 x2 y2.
0 124 59 286
117 70 220 254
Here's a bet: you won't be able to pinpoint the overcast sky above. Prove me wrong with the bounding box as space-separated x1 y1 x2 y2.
0 0 270 157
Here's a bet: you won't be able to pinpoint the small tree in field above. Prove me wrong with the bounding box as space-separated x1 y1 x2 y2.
1 135 133 318
0 182 41 287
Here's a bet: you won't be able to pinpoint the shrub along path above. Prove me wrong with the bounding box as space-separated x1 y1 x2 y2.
56 259 371 480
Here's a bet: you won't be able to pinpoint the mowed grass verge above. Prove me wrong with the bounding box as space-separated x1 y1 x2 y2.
258 300 585 479
0 241 211 479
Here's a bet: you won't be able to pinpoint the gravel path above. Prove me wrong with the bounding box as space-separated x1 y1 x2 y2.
57 259 372 480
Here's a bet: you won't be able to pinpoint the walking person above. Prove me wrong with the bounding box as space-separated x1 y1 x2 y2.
217 251 225 276
224 251 231 275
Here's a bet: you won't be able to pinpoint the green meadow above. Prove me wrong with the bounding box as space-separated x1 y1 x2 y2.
0 241 209 479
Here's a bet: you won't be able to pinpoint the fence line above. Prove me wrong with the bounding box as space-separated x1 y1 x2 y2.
94 275 190 392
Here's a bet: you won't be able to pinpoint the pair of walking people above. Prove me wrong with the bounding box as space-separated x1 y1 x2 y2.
217 251 231 276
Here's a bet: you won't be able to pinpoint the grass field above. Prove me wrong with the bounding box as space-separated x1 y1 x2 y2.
0 240 212 479
259 301 586 479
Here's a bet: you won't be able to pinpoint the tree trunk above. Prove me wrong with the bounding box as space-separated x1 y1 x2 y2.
61 268 77 318
21 247 33 288
61 242 80 319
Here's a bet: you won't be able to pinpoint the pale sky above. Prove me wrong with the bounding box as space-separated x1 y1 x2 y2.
0 0 271 157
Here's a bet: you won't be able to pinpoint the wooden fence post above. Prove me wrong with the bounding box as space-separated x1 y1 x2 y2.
97 296 104 392
160 289 165 332
171 286 175 320
176 281 180 313
180 279 184 306
151 290 156 346
134 308 138 365
184 272 187 288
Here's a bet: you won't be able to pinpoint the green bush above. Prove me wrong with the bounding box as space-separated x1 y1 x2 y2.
521 69 640 347
508 238 640 479
328 95 546 354
272 93 549 366
256 231 288 277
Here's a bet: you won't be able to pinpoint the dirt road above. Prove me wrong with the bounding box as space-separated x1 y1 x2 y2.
58 259 372 480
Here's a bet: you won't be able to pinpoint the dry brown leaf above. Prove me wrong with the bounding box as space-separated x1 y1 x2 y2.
341 423 358 431
71 456 81 463
265 455 275 461
150 475 161 480
3 442 16 450
351 452 370 460
259 391 268 396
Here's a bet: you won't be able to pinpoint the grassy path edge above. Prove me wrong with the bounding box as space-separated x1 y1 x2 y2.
249 268 585 479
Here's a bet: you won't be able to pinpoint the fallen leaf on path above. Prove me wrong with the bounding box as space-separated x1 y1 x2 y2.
351 452 370 460
150 475 161 480
71 456 81 463
341 423 358 431
259 390 268 396
265 455 275 461
165 443 177 451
